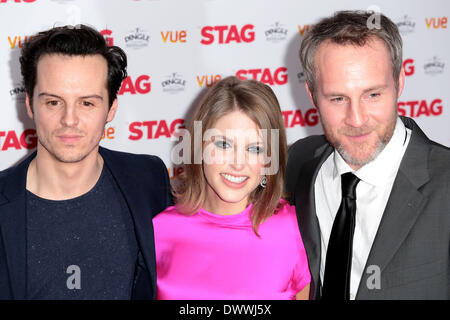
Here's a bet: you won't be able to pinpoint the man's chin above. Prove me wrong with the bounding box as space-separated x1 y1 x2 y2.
38 139 99 164
53 153 89 164
46 147 92 164
336 142 385 169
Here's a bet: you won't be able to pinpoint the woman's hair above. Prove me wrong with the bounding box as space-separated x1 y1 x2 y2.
175 76 288 235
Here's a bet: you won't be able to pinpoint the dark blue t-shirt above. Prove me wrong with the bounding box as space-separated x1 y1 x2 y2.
26 166 138 299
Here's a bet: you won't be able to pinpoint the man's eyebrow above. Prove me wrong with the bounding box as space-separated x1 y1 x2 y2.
37 93 103 100
323 85 389 97
363 85 389 93
80 95 103 100
38 92 63 99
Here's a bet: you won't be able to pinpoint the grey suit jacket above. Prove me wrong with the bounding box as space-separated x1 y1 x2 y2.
286 116 450 300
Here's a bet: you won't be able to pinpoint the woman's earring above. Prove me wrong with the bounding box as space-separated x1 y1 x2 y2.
260 176 267 188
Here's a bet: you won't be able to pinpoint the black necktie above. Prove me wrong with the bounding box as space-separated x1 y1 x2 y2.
322 172 360 300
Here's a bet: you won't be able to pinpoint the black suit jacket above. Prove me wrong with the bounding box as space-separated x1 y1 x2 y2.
0 147 172 299
286 117 450 299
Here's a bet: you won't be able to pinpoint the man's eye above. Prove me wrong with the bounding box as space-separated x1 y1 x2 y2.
47 100 61 106
331 97 345 103
369 93 380 98
82 101 94 107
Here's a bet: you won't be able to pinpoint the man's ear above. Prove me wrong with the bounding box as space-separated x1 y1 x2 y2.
106 98 118 123
397 66 406 98
25 94 34 120
305 82 317 108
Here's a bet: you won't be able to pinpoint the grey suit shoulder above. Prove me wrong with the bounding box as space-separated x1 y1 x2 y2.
286 117 450 299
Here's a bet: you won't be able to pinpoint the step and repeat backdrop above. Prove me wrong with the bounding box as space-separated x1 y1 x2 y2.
1 0 449 180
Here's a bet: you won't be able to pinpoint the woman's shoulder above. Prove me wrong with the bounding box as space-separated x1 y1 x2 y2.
276 199 297 217
261 199 297 227
259 199 302 243
157 205 179 214
153 205 185 222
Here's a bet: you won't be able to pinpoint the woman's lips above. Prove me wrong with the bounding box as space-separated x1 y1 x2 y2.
220 173 249 188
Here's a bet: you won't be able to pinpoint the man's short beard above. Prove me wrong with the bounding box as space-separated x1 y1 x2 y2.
336 139 386 168
37 136 97 164
324 117 396 169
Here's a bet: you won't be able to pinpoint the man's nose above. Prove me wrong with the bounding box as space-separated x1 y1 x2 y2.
344 99 368 127
60 104 79 127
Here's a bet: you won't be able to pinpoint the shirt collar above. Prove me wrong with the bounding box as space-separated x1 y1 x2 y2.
332 117 407 186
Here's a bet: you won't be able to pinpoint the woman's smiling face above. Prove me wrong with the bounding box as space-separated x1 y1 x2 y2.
202 110 265 215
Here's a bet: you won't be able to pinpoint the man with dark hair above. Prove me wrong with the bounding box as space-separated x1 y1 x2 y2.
286 11 450 300
0 25 171 299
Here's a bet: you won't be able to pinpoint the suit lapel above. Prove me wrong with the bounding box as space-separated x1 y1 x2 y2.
294 143 332 299
357 117 431 298
0 152 35 299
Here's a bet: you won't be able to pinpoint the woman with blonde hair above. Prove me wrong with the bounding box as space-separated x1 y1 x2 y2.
153 76 310 299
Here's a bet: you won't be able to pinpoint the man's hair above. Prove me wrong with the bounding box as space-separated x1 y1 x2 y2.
300 10 403 100
175 76 288 235
20 24 127 108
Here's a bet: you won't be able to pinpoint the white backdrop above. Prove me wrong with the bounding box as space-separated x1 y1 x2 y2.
1 0 449 181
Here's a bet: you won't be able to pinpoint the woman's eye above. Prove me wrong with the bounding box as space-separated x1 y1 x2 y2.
248 145 264 154
214 140 231 149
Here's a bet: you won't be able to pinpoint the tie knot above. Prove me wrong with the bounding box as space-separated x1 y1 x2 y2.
341 172 360 199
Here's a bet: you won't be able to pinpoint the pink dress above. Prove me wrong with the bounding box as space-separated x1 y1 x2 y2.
153 200 311 300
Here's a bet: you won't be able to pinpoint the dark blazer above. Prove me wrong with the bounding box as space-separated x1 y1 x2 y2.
286 116 450 300
0 147 172 299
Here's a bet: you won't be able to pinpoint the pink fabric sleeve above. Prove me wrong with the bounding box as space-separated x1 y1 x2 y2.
287 205 311 296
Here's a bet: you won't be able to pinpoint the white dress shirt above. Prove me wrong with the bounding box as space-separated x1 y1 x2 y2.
315 117 411 300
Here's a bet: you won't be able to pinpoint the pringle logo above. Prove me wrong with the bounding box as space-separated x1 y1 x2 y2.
424 56 445 75
0 129 37 151
265 22 288 43
200 24 255 45
118 75 151 95
161 73 186 94
396 15 416 35
100 29 114 46
124 27 150 49
9 84 26 101
235 67 288 86
398 99 443 118
0 0 36 3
